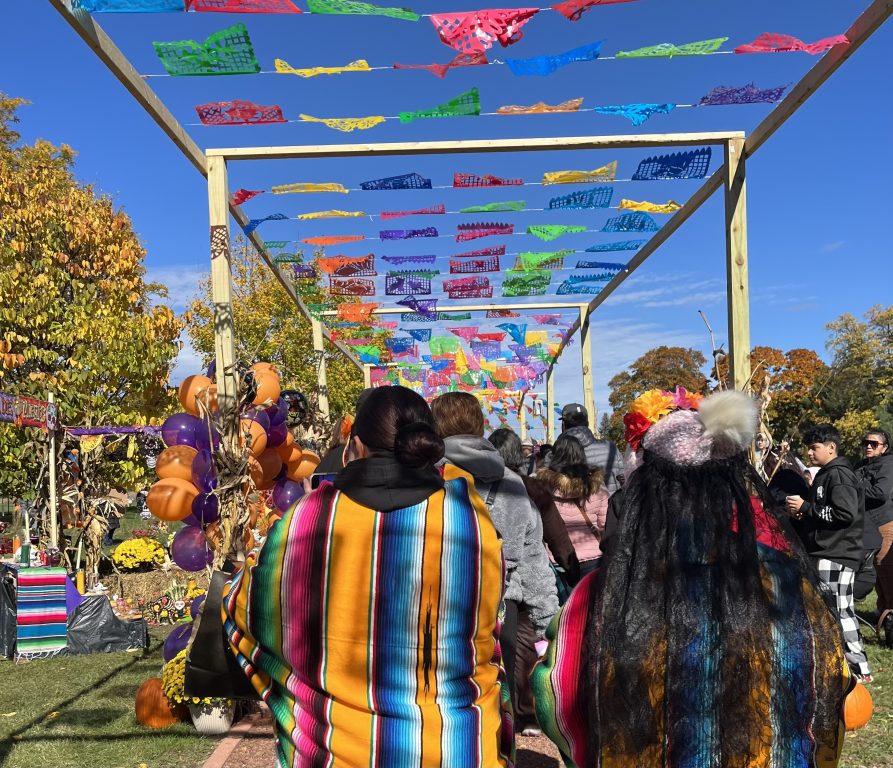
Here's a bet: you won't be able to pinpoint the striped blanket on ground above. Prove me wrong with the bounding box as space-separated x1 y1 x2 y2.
16 567 68 658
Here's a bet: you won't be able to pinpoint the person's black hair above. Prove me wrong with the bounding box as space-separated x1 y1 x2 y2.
583 452 845 762
802 424 841 449
488 428 523 473
865 427 890 447
353 386 444 469
561 410 589 430
349 388 375 439
549 434 601 496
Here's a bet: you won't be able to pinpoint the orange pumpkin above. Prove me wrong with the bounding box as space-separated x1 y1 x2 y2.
135 677 187 729
178 375 213 416
844 681 873 731
286 450 320 482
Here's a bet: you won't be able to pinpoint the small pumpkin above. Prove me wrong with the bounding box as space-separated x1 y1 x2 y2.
844 681 873 731
135 677 188 729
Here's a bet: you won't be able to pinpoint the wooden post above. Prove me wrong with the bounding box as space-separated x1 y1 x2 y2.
518 392 527 442
207 155 239 443
546 370 555 444
724 138 752 391
311 317 330 419
580 306 597 432
47 392 58 549
363 364 372 389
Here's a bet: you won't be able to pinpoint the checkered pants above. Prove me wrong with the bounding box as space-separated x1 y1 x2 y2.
813 557 871 679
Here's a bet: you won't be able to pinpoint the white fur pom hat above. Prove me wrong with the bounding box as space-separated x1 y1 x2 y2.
637 389 758 466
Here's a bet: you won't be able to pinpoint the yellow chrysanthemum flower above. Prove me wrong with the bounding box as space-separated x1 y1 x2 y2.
630 389 675 423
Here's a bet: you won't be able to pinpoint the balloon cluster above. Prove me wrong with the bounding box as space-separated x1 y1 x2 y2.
147 362 319 570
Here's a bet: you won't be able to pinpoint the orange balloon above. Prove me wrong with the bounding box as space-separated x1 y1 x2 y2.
276 432 302 464
286 450 320 482
240 418 268 458
254 448 283 491
844 682 873 731
206 384 219 412
178 375 213 416
252 371 282 407
147 477 199 522
155 446 198 482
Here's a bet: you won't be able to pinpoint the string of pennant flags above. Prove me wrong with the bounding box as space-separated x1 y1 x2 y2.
232 152 713 216
187 82 793 132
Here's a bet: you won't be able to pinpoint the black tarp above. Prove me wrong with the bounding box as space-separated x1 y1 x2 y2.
65 595 148 655
0 574 15 659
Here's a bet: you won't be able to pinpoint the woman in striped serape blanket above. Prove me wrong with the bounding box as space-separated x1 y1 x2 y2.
531 389 851 768
224 385 513 767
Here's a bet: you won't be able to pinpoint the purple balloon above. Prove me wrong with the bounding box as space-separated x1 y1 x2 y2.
272 477 304 512
194 423 220 454
191 449 217 493
206 360 216 379
244 408 271 433
189 595 205 620
267 420 288 448
266 398 288 426
183 493 219 527
163 622 193 662
161 413 202 449
171 526 214 572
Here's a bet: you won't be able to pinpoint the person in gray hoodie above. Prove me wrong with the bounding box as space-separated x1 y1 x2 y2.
431 393 559 705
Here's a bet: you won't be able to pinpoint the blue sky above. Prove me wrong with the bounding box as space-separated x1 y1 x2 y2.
5 1 891 439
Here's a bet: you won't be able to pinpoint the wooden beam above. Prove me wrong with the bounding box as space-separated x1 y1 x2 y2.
363 364 372 389
724 139 751 391
580 306 597 433
207 132 746 161
518 392 527 442
546 369 555 444
311 317 331 419
746 0 893 158
207 156 239 440
47 1 359 371
48 0 206 176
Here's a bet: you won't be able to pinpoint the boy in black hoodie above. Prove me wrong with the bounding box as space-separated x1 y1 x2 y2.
786 424 871 681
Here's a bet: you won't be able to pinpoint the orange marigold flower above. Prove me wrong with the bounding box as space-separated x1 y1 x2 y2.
629 389 675 422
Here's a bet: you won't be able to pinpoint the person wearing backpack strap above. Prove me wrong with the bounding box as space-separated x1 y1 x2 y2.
432 393 558 711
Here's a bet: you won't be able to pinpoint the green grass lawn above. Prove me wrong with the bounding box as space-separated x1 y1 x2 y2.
0 627 218 768
0 595 890 768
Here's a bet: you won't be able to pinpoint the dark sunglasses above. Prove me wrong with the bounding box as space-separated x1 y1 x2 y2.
862 439 886 449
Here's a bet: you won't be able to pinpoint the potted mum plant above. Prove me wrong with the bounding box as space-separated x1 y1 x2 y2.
162 648 234 735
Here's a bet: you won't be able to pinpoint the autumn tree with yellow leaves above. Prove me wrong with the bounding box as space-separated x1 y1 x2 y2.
186 241 364 420
0 94 184 495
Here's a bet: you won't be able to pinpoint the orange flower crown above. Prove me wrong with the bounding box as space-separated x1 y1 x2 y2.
623 386 704 451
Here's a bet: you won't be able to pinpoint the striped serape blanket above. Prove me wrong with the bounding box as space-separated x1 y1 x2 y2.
16 567 68 658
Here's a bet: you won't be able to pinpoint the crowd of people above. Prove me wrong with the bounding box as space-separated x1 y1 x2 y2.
221 385 891 767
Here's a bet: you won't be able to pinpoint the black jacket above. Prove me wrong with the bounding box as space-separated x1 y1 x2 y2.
794 456 864 569
857 452 893 533
333 454 444 512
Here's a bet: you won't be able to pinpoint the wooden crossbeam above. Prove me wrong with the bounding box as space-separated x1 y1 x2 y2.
207 133 745 161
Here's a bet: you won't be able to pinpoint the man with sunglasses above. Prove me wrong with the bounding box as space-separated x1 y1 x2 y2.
857 429 893 642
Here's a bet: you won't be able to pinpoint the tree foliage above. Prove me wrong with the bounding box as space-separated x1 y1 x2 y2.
0 94 184 496
605 346 709 445
186 242 363 420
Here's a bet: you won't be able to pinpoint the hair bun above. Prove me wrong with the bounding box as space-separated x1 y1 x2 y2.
394 421 445 468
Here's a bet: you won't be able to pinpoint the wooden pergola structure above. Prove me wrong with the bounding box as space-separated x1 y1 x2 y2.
49 0 893 441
